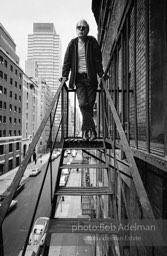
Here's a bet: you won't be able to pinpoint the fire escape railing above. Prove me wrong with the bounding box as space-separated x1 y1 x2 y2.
0 78 67 255
0 72 166 255
99 77 165 252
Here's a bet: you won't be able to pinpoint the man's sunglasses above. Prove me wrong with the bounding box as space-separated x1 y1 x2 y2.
77 26 87 30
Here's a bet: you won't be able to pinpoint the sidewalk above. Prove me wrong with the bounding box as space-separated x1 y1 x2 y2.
0 153 50 195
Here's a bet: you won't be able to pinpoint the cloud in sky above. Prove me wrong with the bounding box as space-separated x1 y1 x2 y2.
1 0 97 70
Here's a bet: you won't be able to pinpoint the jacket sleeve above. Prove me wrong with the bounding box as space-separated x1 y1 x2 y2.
62 41 72 78
92 38 104 77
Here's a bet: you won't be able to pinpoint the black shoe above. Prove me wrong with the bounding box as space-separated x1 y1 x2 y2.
89 128 97 141
82 130 89 141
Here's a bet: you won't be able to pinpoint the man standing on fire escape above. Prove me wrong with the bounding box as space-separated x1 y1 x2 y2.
61 19 104 141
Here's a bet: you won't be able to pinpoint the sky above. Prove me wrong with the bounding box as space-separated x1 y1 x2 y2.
1 0 98 70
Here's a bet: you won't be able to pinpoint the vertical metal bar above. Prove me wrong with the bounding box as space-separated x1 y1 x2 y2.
66 89 69 138
74 91 76 137
134 0 138 148
61 87 64 140
97 90 100 137
126 16 130 143
145 0 150 153
164 0 167 157
0 227 4 256
49 114 53 202
120 33 126 159
113 52 117 144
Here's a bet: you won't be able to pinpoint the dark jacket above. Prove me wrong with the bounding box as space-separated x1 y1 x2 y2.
62 36 104 89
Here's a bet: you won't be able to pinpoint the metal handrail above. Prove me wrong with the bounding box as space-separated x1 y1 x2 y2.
0 78 66 226
100 77 165 249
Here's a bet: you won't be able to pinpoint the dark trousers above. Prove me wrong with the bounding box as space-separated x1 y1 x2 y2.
76 77 97 132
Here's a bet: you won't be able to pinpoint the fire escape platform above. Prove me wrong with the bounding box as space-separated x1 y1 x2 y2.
63 137 105 149
48 218 119 234
55 186 113 196
60 163 108 169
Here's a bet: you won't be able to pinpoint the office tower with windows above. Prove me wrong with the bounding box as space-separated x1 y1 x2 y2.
27 23 61 95
0 23 23 174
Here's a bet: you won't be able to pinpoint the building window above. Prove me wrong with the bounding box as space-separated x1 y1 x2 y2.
19 73 22 79
16 142 20 150
15 94 17 100
10 91 12 98
9 104 12 111
19 84 21 90
14 106 17 112
14 118 16 124
0 71 3 79
0 56 3 64
0 101 2 108
3 102 6 110
14 130 16 136
0 145 4 155
15 69 18 76
9 143 12 152
19 96 21 102
9 130 12 136
3 116 6 123
9 117 12 123
15 81 17 88
18 119 21 124
10 65 13 72
4 60 7 67
4 73 7 81
19 107 21 113
4 88 7 95
0 86 2 93
0 116 2 123
8 159 13 171
3 130 6 136
10 78 13 85
18 130 21 135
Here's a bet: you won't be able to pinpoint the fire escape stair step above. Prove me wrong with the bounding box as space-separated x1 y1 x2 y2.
47 218 119 234
55 187 113 196
64 138 105 149
60 163 108 169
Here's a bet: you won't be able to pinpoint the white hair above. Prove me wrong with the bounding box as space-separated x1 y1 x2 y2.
76 19 90 33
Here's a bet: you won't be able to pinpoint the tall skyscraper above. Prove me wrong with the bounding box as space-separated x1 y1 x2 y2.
27 23 61 94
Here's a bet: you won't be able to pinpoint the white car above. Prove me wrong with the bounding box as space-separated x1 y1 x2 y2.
0 195 17 213
71 150 77 157
29 217 49 248
64 151 68 157
29 168 41 177
51 151 61 161
18 217 49 256
62 168 70 175
59 175 68 186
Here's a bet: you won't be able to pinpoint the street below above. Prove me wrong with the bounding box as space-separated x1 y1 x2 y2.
2 158 60 256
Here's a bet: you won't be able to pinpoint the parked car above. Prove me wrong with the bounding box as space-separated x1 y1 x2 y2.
19 217 49 256
59 175 68 187
0 195 17 213
62 168 70 175
51 151 61 161
66 159 72 165
71 150 77 157
29 168 41 177
64 151 68 157
29 217 49 246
